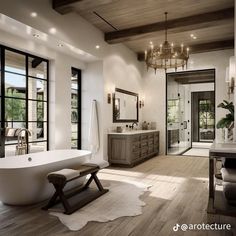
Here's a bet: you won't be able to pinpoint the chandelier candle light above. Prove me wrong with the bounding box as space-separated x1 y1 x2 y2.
145 12 189 73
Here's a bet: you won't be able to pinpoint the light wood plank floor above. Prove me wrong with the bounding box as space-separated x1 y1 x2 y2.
0 156 235 236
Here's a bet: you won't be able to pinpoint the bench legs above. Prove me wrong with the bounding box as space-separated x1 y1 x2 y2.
43 171 108 215
84 172 104 191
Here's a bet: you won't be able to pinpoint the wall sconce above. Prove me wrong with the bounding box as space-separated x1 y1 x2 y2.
107 93 112 104
139 100 144 108
227 56 235 95
107 85 116 104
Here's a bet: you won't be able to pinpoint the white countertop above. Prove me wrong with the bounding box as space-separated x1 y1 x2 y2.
210 142 236 154
109 129 158 135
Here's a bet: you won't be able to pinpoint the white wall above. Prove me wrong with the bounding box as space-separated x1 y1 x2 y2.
0 1 144 161
102 45 144 160
189 83 214 92
0 0 106 59
143 49 234 154
82 61 104 160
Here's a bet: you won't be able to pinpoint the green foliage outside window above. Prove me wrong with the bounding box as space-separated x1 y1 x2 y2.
167 99 179 124
5 90 25 121
199 100 215 130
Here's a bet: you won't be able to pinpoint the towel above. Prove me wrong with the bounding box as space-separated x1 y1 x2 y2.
88 100 100 155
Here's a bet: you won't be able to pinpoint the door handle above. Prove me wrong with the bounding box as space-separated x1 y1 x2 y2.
183 121 187 129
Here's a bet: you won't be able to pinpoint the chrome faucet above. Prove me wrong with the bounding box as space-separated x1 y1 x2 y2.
15 128 31 155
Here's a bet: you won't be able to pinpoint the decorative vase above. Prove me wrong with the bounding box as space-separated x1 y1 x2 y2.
224 127 234 143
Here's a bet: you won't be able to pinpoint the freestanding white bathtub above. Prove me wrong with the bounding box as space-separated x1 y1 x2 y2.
0 149 91 205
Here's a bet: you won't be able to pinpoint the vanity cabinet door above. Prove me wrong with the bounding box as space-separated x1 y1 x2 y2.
153 132 159 154
108 136 128 164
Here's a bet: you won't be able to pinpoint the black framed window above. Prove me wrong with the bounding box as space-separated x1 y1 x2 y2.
0 46 49 157
71 68 81 149
198 99 215 142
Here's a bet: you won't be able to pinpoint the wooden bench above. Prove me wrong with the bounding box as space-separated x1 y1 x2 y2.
42 164 108 215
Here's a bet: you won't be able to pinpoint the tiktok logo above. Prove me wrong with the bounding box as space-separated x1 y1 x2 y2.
173 224 180 232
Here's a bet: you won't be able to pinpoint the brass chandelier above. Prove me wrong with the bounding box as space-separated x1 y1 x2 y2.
145 12 189 73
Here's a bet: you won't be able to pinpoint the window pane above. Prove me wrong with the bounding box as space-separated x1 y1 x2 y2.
71 94 78 107
5 145 17 157
71 68 81 149
71 123 78 140
71 139 77 149
28 78 47 101
5 72 26 98
28 101 47 122
28 122 47 142
28 57 47 79
5 50 26 75
71 109 78 122
29 142 47 153
5 98 26 121
71 79 78 90
5 122 26 145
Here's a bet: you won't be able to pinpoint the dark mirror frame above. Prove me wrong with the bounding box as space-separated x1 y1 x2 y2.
113 88 139 123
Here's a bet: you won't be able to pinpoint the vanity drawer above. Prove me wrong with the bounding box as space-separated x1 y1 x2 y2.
154 138 159 144
141 140 148 147
141 134 148 140
148 138 154 145
141 148 148 158
132 141 140 150
154 136 159 142
141 147 148 154
148 134 154 139
154 132 159 137
131 149 141 161
148 145 154 154
154 147 159 153
131 135 141 142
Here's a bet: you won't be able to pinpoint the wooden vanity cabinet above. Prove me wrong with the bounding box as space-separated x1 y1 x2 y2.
108 131 159 167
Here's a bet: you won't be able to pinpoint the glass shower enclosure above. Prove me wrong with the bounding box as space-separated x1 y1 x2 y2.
166 75 191 155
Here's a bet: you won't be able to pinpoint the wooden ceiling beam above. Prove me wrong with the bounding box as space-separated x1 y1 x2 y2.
105 8 234 44
137 39 234 61
53 0 84 14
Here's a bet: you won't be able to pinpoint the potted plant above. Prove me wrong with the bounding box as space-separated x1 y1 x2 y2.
216 100 234 142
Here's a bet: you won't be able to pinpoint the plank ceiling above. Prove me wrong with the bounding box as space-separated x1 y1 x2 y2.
56 0 234 54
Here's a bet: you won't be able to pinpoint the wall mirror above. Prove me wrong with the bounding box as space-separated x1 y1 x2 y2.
113 88 139 123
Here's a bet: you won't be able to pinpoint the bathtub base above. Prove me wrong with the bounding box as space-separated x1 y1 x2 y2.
0 150 91 205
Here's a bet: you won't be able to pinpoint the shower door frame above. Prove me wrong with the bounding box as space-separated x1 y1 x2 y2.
165 69 216 155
